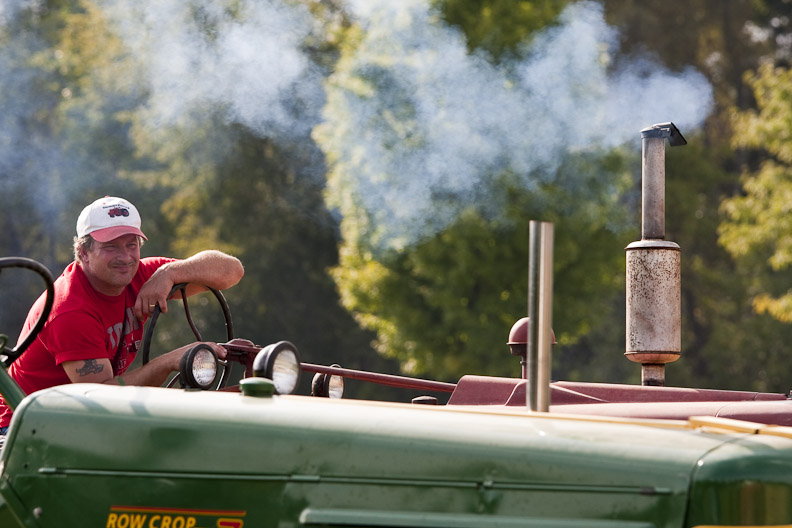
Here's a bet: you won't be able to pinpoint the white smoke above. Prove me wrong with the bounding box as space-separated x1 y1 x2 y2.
1 0 714 252
0 14 80 216
95 0 324 139
326 0 714 250
0 0 39 26
0 0 326 222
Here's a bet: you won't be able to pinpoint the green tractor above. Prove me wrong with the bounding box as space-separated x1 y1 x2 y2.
2 124 792 528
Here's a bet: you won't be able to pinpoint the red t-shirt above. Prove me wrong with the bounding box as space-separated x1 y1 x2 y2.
0 257 174 428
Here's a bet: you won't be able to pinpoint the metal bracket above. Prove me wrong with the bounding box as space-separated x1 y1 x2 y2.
640 122 687 147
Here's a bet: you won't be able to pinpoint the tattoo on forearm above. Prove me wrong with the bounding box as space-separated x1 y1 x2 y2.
76 359 104 376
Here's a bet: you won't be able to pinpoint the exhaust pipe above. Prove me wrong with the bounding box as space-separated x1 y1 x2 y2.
625 123 686 386
527 220 553 411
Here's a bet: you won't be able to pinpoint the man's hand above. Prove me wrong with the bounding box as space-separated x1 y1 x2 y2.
124 341 227 387
134 266 174 320
160 341 228 370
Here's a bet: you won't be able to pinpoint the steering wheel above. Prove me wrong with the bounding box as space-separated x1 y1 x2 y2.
140 283 234 389
0 258 55 367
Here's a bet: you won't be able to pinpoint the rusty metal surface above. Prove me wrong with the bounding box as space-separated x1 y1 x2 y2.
625 245 681 359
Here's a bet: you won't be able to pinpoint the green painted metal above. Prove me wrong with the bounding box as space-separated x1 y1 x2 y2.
0 495 24 527
239 376 275 397
2 256 792 528
687 433 792 526
0 366 25 411
2 383 790 527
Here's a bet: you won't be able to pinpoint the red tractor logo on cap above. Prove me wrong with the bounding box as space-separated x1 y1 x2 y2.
108 207 130 218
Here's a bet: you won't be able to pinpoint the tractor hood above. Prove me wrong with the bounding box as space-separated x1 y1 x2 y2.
3 383 792 527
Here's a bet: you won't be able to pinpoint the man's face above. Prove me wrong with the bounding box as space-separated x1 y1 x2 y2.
81 233 141 295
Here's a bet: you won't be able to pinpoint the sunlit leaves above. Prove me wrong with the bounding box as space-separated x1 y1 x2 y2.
719 63 792 321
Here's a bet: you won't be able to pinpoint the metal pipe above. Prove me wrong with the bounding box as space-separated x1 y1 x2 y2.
223 340 459 394
625 123 686 386
301 363 457 393
536 222 554 412
526 222 540 411
642 137 666 239
640 364 666 387
527 221 553 412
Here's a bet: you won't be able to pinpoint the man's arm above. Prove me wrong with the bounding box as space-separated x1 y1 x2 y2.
61 342 227 387
135 250 244 320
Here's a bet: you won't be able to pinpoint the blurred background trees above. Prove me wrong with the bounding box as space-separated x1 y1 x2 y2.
1 0 791 397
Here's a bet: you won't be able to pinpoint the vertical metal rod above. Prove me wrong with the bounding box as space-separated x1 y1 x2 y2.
642 137 666 240
526 222 540 411
527 221 554 412
536 222 554 412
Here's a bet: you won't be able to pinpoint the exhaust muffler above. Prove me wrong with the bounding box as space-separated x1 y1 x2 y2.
625 122 686 386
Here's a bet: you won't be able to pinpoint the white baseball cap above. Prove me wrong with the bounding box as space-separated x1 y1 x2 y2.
76 196 147 242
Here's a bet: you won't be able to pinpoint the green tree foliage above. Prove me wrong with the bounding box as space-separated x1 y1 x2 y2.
320 0 792 394
0 0 143 337
318 0 726 386
602 0 792 391
434 0 569 60
662 141 792 392
329 153 632 380
720 64 792 322
320 1 707 383
318 1 638 378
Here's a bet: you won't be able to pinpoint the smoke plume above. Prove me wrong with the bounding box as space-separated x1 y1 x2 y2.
324 0 713 250
94 0 325 139
0 0 713 252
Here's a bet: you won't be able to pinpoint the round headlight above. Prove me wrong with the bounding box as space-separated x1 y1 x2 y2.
326 374 344 399
253 341 301 395
179 344 219 390
311 364 344 399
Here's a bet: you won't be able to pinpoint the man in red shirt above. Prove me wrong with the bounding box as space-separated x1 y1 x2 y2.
0 196 244 434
